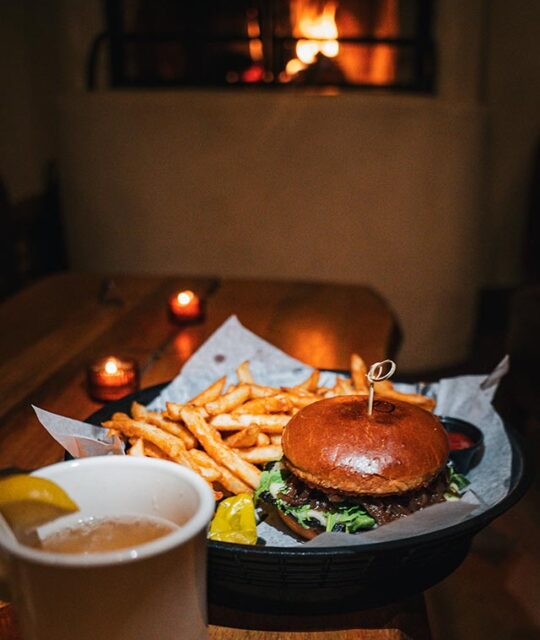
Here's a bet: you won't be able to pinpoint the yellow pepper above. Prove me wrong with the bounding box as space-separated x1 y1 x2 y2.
208 493 257 545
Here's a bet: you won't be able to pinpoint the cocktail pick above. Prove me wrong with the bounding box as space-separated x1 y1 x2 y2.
367 359 397 416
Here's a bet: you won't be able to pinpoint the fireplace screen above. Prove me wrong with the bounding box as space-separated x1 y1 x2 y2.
99 0 434 91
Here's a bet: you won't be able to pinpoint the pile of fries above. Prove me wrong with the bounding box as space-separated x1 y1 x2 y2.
103 355 435 501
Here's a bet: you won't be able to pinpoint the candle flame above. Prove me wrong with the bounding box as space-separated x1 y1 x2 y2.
104 359 118 375
177 290 194 306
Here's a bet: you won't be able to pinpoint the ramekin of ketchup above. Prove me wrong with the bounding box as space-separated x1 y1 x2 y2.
447 431 475 451
438 416 484 474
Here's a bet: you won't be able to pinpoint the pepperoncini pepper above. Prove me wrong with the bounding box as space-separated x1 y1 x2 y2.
208 493 257 545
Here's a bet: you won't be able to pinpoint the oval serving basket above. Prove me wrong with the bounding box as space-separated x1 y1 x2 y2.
86 380 531 614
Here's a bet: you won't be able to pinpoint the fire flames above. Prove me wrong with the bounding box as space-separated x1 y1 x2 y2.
297 2 338 62
282 0 397 85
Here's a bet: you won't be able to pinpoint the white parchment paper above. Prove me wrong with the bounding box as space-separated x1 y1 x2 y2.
33 406 125 458
34 316 513 548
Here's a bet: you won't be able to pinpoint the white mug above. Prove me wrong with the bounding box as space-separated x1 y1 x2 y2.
0 457 215 640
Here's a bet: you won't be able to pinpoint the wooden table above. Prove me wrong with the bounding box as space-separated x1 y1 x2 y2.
0 273 431 640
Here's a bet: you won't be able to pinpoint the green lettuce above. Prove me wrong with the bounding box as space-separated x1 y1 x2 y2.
255 463 376 533
324 504 376 533
444 464 470 501
254 464 287 503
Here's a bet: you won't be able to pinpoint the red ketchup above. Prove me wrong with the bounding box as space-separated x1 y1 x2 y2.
447 431 475 450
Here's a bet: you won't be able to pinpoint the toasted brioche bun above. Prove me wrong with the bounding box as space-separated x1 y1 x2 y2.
282 395 448 496
276 510 320 540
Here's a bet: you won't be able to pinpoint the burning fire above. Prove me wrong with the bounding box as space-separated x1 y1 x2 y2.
283 0 398 85
285 1 339 77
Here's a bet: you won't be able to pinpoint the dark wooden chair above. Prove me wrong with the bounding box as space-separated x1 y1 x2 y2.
0 166 67 302
0 179 19 300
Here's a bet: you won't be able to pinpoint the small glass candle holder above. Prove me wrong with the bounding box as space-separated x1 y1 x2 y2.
168 290 205 325
86 356 139 402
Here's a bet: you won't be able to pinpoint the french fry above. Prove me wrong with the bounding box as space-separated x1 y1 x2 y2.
285 392 320 409
335 376 356 395
234 394 293 415
127 438 145 456
167 401 209 422
180 406 261 489
270 434 282 446
257 432 271 446
235 445 283 465
224 426 260 448
112 412 131 421
373 380 393 393
210 413 290 433
131 402 197 449
142 441 174 461
214 467 253 495
102 418 195 470
375 385 436 412
188 449 222 483
295 370 320 391
282 386 314 397
189 449 252 495
190 376 227 407
204 385 251 416
165 402 185 421
188 449 221 473
249 384 280 398
128 437 176 462
236 361 254 384
351 353 369 392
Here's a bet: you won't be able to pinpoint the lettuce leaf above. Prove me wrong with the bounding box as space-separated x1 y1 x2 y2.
324 504 376 533
255 462 376 533
254 462 288 503
445 464 470 500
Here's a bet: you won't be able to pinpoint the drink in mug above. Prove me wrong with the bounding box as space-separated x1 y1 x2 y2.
0 457 215 640
34 514 179 553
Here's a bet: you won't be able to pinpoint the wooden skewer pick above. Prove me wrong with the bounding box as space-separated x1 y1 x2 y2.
367 359 397 416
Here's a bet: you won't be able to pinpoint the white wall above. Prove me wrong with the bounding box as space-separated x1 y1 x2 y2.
58 91 485 371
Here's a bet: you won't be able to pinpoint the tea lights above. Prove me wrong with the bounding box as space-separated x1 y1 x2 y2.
87 356 139 402
168 290 204 325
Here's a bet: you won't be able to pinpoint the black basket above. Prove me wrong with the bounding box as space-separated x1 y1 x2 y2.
86 381 531 614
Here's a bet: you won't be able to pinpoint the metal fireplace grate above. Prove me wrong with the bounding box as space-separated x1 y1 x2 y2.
89 0 435 92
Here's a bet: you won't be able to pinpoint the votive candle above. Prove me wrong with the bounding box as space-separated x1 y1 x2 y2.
87 356 139 402
168 290 204 325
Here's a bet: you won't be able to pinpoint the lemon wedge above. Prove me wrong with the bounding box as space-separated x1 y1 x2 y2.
0 475 78 536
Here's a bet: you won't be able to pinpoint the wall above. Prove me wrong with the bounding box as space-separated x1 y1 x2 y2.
58 91 485 371
483 0 540 285
0 1 59 201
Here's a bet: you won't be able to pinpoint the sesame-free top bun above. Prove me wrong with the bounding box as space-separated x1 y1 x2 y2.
282 395 449 496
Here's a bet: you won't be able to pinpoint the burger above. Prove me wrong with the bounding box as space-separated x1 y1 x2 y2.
255 395 468 539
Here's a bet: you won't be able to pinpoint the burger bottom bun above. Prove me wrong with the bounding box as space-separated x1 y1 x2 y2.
276 510 320 540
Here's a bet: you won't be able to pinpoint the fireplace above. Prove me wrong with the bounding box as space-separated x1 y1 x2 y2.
96 0 434 91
